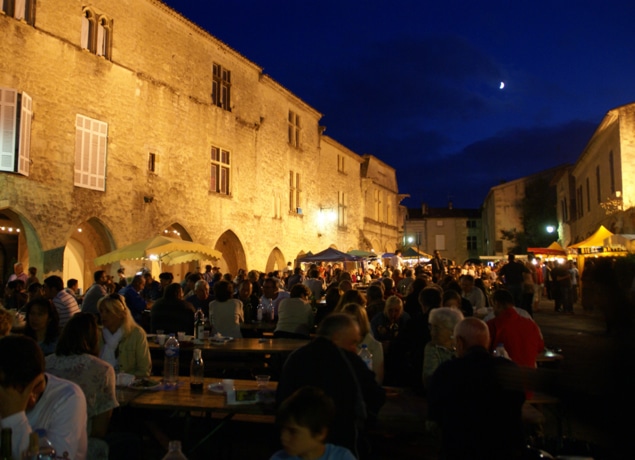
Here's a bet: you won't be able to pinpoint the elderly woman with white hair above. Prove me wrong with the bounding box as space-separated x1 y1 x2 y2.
423 306 464 388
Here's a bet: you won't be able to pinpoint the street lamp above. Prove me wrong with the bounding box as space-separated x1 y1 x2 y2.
546 225 555 234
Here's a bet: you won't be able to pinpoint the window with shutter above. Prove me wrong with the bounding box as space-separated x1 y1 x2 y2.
0 88 31 176
74 114 107 191
17 92 32 176
0 88 18 172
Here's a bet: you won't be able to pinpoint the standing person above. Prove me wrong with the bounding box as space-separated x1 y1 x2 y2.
497 253 529 309
427 317 525 460
0 335 88 460
303 268 325 302
116 268 127 288
26 266 39 287
82 270 109 317
42 275 80 329
568 260 580 305
551 260 573 313
487 289 544 370
533 258 545 313
6 261 28 285
427 250 446 283
390 250 403 271
202 264 214 283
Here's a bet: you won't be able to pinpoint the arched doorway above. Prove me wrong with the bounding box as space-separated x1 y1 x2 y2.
0 209 42 289
213 230 246 276
265 247 285 274
64 218 114 292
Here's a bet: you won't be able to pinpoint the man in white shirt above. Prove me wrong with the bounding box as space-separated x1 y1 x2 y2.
390 250 403 271
0 335 88 460
43 275 80 329
459 274 486 312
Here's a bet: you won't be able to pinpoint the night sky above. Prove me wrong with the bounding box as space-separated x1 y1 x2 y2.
162 0 635 209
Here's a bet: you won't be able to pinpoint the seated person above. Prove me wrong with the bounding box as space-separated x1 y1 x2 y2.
209 280 244 338
150 283 196 335
427 317 525 459
98 294 152 377
270 386 355 460
422 307 463 389
370 295 410 342
442 288 473 318
23 298 60 356
341 302 384 384
46 313 118 460
0 335 88 459
277 313 385 458
274 284 314 339
0 308 13 337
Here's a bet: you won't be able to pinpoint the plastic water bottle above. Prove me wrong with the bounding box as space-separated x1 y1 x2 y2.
161 440 188 459
25 429 56 460
493 343 510 359
256 302 263 322
164 334 180 386
358 344 373 370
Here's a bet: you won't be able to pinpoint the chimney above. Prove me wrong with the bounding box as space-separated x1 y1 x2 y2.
448 200 453 210
421 203 428 215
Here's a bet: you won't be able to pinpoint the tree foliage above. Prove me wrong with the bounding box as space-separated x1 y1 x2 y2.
500 175 558 253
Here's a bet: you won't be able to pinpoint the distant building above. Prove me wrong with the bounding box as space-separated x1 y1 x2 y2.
556 102 635 245
0 0 403 288
481 167 564 257
405 202 482 265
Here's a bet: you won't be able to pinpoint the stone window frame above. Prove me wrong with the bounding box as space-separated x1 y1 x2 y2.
74 114 108 191
338 191 347 229
288 110 301 148
81 7 113 59
210 145 231 195
0 87 32 176
212 63 231 111
1 0 36 25
289 170 302 213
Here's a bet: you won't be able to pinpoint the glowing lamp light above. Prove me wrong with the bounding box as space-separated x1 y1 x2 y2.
148 254 159 261
546 225 555 233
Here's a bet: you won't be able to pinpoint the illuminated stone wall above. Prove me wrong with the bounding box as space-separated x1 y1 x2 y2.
0 0 402 283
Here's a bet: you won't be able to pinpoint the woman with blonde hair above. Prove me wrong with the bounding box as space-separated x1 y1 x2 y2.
341 303 384 384
370 295 410 342
98 293 152 377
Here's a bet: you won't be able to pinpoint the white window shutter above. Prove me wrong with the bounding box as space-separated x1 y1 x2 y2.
81 16 89 50
0 88 17 172
96 23 105 56
17 92 32 176
74 114 107 191
14 0 26 20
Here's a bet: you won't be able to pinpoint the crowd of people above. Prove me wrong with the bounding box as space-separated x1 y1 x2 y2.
0 252 558 459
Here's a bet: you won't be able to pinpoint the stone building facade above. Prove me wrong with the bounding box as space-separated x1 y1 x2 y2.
556 102 635 245
405 203 482 266
0 0 402 289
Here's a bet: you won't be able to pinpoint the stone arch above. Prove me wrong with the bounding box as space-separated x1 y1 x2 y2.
371 239 381 253
265 247 286 274
213 230 246 276
0 208 43 287
64 217 114 291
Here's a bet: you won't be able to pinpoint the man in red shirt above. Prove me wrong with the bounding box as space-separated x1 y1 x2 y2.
487 289 544 369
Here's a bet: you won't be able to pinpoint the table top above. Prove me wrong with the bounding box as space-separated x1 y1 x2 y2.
147 337 309 354
536 350 564 363
127 377 277 414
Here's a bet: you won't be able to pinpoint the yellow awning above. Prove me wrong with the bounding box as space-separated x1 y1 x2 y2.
568 225 614 249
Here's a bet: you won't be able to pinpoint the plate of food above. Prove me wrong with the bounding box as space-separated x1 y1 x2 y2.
128 378 162 391
207 382 225 394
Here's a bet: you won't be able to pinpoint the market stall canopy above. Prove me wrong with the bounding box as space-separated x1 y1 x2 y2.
300 247 361 262
527 241 567 256
401 246 432 259
94 236 221 266
347 249 377 258
567 226 614 249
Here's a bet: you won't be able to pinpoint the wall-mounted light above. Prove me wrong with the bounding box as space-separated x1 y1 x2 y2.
319 207 337 223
